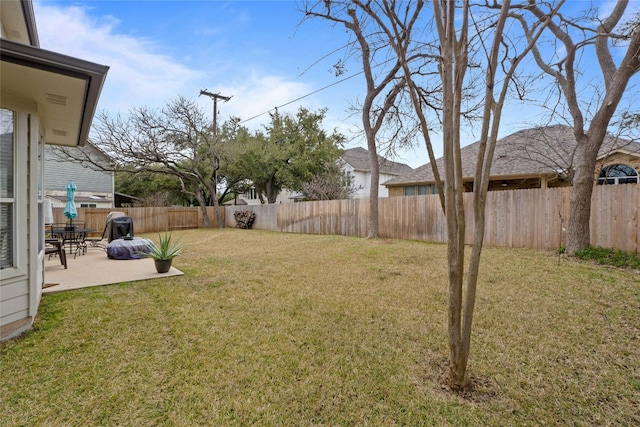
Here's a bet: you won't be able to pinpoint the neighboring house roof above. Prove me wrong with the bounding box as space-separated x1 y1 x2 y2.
385 124 640 186
47 194 111 205
342 147 413 176
114 192 141 201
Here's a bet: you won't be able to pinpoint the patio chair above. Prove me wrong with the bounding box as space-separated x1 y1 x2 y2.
84 234 107 251
83 213 118 251
45 238 67 269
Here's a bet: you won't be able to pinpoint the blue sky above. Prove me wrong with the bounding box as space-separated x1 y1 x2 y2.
32 1 638 169
33 2 380 157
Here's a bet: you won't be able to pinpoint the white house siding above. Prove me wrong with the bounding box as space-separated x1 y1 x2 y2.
276 189 295 204
353 170 371 198
0 282 30 336
239 188 295 205
28 127 43 322
1 0 108 341
378 173 396 197
45 145 114 199
0 102 38 340
348 167 395 198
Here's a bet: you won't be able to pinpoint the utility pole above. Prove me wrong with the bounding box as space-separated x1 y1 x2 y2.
199 89 231 227
199 89 232 137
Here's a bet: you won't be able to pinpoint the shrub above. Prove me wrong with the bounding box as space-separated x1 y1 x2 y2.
574 246 640 269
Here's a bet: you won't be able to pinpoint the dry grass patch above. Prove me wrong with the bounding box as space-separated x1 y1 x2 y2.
2 229 639 426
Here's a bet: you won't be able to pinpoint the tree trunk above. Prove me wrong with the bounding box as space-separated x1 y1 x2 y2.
213 205 224 228
209 175 224 228
438 0 470 391
265 177 278 204
524 0 640 254
565 140 598 254
195 192 211 228
367 138 380 238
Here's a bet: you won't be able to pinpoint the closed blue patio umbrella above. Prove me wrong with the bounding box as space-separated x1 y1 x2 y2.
63 181 77 222
62 181 78 254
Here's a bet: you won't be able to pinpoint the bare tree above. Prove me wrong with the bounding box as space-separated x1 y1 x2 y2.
65 96 223 228
304 1 412 238
300 160 358 200
362 0 557 391
513 0 640 254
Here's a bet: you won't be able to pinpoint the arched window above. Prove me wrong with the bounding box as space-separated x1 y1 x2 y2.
597 164 639 185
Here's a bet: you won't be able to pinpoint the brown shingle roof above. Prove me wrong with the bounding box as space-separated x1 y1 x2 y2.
342 147 413 176
385 124 640 186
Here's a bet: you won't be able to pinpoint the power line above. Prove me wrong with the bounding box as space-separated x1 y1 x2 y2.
239 71 363 124
239 51 403 125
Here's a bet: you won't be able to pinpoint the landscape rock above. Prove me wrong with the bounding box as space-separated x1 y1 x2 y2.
234 210 255 229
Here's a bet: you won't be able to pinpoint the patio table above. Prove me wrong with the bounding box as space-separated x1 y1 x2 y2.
50 227 96 258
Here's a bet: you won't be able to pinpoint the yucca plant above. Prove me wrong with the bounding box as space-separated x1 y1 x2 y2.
145 233 183 261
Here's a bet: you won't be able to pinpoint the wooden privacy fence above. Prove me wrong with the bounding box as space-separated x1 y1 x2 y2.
51 184 639 253
51 207 213 238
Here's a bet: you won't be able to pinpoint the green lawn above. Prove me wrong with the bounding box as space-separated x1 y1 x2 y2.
2 229 639 426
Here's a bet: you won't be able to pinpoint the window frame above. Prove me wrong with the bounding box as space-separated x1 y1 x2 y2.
417 185 429 195
597 163 639 185
0 108 15 270
0 99 32 282
37 133 45 252
404 186 416 196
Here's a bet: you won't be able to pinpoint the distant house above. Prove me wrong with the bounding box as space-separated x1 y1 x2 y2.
114 192 142 208
384 124 640 196
45 142 115 209
232 148 413 203
1 0 108 340
235 185 295 205
341 147 413 198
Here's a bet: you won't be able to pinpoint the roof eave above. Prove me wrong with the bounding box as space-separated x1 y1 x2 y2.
597 148 640 160
20 0 40 46
385 172 557 187
1 38 109 147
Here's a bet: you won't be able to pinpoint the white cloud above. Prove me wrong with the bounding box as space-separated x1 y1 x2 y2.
32 1 333 129
34 2 207 112
30 2 387 162
208 71 320 127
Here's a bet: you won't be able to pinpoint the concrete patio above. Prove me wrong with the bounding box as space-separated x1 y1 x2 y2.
43 244 184 294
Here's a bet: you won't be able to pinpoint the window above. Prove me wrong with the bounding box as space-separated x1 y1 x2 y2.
404 186 415 196
244 188 258 200
417 184 439 195
597 164 639 185
80 203 97 208
1 109 15 268
342 171 354 187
